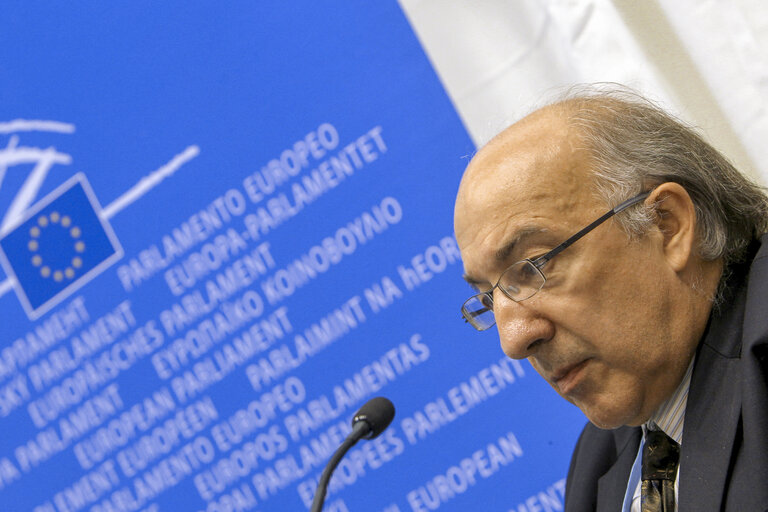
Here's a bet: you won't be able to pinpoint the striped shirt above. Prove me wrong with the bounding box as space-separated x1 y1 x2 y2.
627 358 694 512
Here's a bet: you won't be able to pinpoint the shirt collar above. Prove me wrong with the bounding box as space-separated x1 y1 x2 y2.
644 357 695 444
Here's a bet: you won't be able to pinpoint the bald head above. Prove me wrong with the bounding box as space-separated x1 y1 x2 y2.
454 105 600 282
457 104 576 206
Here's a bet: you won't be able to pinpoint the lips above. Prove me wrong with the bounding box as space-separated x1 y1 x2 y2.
552 359 590 395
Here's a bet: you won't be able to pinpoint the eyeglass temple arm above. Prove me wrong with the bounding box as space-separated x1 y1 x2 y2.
534 192 651 267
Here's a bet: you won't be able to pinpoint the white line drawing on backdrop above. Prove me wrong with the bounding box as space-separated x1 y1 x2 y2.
0 119 75 134
0 136 73 234
101 145 200 219
0 120 199 305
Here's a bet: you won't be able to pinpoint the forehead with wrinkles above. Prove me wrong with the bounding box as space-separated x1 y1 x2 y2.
454 108 597 273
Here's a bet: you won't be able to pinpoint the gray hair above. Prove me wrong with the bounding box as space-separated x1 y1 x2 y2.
556 86 768 267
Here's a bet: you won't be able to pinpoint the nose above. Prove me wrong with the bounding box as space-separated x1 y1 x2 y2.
493 289 554 359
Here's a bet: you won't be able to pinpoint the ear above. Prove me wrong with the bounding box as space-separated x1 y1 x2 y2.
647 182 697 272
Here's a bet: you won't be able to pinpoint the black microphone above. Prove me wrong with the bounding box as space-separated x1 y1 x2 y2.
310 397 395 512
352 396 395 439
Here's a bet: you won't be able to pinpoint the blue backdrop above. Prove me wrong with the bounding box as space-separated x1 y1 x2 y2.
0 3 584 511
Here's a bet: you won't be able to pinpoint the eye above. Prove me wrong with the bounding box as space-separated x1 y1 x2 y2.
498 259 546 299
513 261 540 285
479 292 493 309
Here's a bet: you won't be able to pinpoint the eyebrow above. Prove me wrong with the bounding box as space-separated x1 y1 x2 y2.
494 226 548 262
462 226 548 287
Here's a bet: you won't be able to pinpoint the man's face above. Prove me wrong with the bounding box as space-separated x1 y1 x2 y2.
454 112 695 429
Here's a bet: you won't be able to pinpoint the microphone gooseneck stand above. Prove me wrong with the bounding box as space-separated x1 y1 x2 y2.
310 396 395 512
309 421 369 512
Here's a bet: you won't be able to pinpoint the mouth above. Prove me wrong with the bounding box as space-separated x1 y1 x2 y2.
552 359 590 395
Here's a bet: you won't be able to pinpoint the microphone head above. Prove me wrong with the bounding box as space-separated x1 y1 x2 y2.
352 397 395 439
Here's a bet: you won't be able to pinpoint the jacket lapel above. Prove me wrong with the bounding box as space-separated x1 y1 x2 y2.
733 238 768 509
596 428 641 512
678 265 746 510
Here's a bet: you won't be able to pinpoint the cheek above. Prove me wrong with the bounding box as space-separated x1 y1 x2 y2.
550 246 670 348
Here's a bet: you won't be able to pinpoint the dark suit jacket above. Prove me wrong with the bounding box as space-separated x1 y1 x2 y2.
564 236 768 511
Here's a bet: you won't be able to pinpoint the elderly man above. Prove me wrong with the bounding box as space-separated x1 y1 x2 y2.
454 89 768 511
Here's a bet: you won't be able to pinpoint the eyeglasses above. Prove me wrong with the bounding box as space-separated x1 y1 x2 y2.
461 191 651 331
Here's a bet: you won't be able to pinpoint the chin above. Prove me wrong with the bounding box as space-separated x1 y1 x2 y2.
569 379 650 429
586 415 625 430
579 402 642 430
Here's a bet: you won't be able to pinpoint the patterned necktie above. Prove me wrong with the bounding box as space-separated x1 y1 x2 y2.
641 429 680 512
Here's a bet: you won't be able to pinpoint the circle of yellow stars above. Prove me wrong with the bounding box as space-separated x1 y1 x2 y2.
27 211 85 283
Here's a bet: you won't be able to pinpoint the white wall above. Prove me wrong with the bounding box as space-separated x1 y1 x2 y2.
399 0 768 183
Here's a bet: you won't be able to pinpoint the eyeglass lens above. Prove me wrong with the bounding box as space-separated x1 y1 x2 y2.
462 260 545 330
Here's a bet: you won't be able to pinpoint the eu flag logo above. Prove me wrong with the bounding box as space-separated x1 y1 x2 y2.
0 174 123 319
